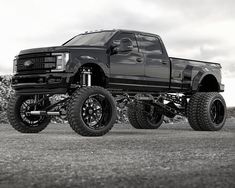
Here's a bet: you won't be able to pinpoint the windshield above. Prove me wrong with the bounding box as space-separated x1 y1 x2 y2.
63 31 115 46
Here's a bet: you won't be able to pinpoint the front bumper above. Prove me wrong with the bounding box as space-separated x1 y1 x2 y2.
12 73 72 95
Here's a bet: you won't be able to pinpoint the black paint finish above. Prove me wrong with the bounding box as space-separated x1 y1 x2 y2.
12 29 224 95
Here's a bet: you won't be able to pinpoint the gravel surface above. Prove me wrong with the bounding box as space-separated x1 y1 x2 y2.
0 120 234 188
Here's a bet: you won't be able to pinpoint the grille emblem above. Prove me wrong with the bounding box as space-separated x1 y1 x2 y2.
24 60 33 67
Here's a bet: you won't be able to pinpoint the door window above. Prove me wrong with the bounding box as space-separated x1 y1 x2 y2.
139 35 162 54
112 33 138 51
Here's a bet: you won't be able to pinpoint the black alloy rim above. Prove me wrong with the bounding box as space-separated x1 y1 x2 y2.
147 107 162 126
81 94 111 130
210 99 225 125
20 98 45 126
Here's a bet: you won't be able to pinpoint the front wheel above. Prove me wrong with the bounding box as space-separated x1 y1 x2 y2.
7 95 51 133
67 86 117 136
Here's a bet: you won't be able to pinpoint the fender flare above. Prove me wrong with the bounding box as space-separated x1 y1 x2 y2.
67 58 110 83
192 71 219 91
68 58 110 77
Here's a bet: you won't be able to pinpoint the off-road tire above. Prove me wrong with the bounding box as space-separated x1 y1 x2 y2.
67 86 117 136
197 92 226 131
136 103 164 129
7 95 51 133
127 102 142 129
187 92 203 131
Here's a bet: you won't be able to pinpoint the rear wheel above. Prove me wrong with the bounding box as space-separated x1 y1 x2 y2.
197 92 226 131
136 103 164 129
187 93 203 131
67 86 117 136
7 95 51 133
127 102 142 129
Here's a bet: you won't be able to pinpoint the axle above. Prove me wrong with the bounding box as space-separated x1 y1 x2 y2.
116 93 187 118
26 111 65 116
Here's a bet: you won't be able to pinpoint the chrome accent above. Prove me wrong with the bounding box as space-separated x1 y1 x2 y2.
82 68 92 86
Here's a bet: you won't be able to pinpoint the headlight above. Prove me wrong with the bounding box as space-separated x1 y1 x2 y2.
13 57 17 74
51 52 69 71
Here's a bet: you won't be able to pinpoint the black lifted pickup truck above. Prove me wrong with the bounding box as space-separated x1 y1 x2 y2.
8 29 227 136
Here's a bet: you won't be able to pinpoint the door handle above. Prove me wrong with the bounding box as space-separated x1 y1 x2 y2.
136 57 143 62
161 60 168 64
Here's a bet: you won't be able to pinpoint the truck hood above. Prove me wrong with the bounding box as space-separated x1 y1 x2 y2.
19 46 106 55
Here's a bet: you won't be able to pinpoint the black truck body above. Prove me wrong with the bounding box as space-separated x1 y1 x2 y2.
12 29 224 95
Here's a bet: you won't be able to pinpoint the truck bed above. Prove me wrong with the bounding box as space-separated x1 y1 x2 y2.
169 57 222 91
170 57 221 67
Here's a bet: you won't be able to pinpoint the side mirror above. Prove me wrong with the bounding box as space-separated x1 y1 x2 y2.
117 38 133 52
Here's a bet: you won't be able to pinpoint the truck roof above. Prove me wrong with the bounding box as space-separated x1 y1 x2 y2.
116 29 160 37
82 29 160 38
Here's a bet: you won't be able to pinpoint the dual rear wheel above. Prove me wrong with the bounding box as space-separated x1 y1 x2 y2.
187 92 227 131
128 92 227 131
127 102 164 129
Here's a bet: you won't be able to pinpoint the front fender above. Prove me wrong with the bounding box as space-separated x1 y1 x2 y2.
66 56 110 77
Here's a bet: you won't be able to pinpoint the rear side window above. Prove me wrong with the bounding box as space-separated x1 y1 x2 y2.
112 33 138 51
139 35 162 54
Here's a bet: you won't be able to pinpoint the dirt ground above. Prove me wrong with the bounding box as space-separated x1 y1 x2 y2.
0 120 234 188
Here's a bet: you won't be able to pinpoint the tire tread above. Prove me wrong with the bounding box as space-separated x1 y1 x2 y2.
127 102 142 129
67 86 117 136
187 93 203 131
197 92 226 131
7 95 50 133
136 103 164 129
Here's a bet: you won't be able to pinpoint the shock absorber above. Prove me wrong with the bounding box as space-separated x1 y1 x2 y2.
81 68 92 87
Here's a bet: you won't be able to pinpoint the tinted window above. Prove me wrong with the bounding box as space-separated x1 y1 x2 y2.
112 33 138 51
139 35 162 54
64 31 114 46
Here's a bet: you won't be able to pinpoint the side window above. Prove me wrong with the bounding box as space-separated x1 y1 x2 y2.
112 33 138 51
139 35 162 54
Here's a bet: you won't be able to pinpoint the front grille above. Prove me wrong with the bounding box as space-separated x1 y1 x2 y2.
17 53 56 72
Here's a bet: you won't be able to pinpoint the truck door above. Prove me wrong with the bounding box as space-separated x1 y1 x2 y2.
138 34 170 90
109 32 144 89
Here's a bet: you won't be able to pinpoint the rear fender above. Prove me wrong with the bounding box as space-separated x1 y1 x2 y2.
192 71 220 91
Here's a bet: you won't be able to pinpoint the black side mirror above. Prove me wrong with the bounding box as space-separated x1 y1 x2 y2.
117 38 133 52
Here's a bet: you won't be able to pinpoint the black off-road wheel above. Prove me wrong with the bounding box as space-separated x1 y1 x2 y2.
7 95 51 133
187 92 204 131
136 103 164 129
127 102 142 129
197 92 227 131
67 86 117 136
